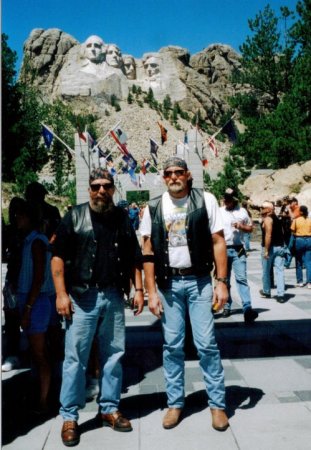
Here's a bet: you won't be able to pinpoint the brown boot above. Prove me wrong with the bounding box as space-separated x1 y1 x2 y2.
211 408 229 431
61 421 80 446
162 408 182 429
98 411 132 432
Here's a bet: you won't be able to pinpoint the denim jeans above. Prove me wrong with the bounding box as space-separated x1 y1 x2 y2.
295 237 311 284
242 233 251 252
225 247 252 312
158 275 226 410
261 246 285 296
60 287 125 421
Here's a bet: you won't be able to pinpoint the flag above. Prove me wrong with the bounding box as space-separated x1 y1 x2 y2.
202 158 209 169
141 159 151 175
114 127 127 144
122 154 137 169
121 164 129 174
157 122 167 145
207 137 218 157
42 125 54 149
222 119 237 143
150 138 159 165
110 129 130 156
128 167 138 186
78 131 87 142
107 161 116 176
85 132 95 147
98 147 113 162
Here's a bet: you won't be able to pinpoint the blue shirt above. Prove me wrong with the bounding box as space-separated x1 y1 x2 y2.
17 230 55 295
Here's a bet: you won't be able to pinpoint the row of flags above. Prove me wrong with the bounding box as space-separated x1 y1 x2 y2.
41 116 237 183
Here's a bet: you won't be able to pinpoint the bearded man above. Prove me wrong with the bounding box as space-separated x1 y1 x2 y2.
140 157 229 432
51 168 144 447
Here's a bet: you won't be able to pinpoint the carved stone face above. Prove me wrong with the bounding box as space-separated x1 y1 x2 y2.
144 56 160 77
106 44 122 68
84 36 104 63
123 56 136 79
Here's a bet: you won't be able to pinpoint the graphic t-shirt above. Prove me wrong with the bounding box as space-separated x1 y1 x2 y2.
162 193 190 268
139 190 224 268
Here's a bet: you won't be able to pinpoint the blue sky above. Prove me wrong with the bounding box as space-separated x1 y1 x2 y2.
3 0 298 72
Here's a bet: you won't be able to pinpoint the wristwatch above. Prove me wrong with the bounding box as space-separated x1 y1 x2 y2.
216 277 228 286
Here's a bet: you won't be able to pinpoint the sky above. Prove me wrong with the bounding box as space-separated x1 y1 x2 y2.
3 0 298 73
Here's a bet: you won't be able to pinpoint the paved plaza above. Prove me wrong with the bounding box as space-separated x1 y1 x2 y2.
2 241 311 449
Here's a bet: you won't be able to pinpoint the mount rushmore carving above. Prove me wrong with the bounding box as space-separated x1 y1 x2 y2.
21 28 243 122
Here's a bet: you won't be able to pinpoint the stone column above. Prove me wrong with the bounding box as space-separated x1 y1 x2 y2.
75 133 91 204
176 129 204 189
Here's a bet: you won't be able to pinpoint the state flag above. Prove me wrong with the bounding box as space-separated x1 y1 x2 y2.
42 125 54 149
222 119 237 143
150 138 159 165
114 127 127 144
207 137 218 157
157 122 167 145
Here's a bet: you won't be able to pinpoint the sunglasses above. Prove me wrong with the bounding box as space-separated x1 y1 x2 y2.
90 182 114 192
163 169 186 178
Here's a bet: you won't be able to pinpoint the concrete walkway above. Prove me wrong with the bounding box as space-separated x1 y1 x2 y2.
2 241 311 449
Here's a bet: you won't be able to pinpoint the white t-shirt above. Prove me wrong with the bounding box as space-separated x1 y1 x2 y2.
139 191 223 268
220 205 251 246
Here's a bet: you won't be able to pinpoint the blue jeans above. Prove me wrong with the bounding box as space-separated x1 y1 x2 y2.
158 275 226 410
295 237 311 284
225 247 252 312
243 233 251 252
261 246 285 296
60 287 125 421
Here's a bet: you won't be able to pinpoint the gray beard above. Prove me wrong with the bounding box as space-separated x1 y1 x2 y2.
89 198 115 214
168 182 185 195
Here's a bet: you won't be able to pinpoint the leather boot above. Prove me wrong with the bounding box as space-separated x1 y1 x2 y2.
211 408 229 431
162 408 182 429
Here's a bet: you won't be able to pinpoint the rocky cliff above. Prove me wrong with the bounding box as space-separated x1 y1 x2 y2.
21 28 242 124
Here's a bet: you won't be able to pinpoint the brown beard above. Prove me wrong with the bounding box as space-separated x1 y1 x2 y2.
89 198 115 214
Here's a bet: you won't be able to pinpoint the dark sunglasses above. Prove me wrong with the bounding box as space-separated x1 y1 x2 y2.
90 182 114 192
163 169 186 178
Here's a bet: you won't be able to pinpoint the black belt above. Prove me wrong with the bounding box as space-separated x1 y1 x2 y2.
169 267 195 276
226 245 243 249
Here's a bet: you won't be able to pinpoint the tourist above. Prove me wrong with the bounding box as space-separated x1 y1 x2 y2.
140 156 229 432
51 168 144 447
290 205 311 288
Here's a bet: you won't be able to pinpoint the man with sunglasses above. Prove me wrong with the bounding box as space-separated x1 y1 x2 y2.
51 168 144 446
140 156 229 432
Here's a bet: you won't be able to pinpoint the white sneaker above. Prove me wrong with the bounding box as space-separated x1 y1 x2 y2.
307 283 311 289
296 283 305 287
85 378 99 401
2 356 20 372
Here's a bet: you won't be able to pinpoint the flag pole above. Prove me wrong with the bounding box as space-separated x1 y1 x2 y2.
41 123 75 157
90 120 122 153
205 113 236 145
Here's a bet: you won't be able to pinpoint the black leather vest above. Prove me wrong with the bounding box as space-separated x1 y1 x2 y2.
261 214 285 248
148 188 214 288
66 203 139 296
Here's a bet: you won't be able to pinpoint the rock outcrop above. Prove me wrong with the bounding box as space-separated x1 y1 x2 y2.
21 28 242 124
240 161 311 207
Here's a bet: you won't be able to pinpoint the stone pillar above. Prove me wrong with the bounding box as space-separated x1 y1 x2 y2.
75 133 91 204
176 129 204 189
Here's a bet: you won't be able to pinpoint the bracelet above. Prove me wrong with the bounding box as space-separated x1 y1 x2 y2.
216 277 228 285
135 288 144 292
25 304 33 309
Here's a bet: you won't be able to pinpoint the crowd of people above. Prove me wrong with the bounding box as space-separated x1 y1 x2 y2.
2 159 311 447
